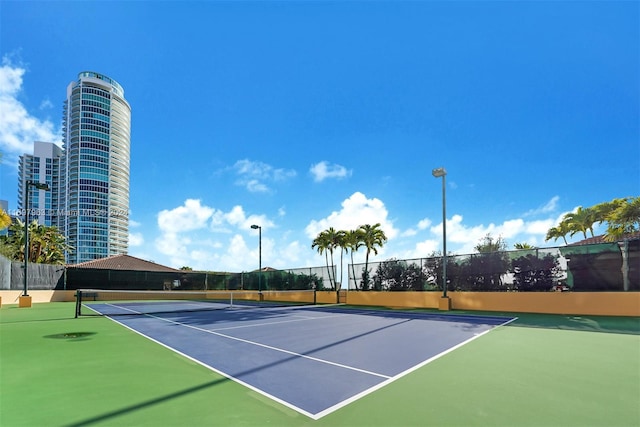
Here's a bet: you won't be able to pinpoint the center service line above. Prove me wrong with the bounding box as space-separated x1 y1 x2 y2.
138 310 392 380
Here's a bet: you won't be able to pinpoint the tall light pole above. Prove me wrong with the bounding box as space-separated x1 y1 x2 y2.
23 180 50 300
250 224 262 293
432 167 447 299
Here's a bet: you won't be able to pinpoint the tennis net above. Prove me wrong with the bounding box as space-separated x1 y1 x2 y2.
74 289 317 317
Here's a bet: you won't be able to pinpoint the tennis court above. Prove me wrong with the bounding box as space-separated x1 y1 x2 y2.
1 300 638 426
80 292 515 419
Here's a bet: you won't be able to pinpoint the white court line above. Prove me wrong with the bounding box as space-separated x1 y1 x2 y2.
96 311 318 419
208 312 351 332
313 315 519 419
106 304 391 380
93 302 515 420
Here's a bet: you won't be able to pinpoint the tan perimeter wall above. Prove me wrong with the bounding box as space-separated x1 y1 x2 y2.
346 291 640 317
0 290 77 305
1 290 639 317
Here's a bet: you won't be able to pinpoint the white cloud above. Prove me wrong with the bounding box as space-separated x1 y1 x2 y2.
155 231 191 260
525 219 555 235
188 248 215 268
417 218 432 229
524 195 560 216
234 159 269 178
223 205 273 232
309 161 352 182
206 233 301 272
0 56 24 94
414 239 440 257
39 98 54 110
153 199 280 270
273 168 297 181
224 205 246 226
423 213 561 255
157 199 214 233
278 240 304 265
400 217 432 238
0 56 61 164
233 159 296 192
500 218 526 238
209 209 232 232
211 234 253 271
246 179 268 193
147 194 568 273
129 232 144 246
401 228 418 237
305 192 398 241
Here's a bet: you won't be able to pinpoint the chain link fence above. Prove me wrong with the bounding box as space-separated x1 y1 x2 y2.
348 241 639 292
175 266 333 291
3 240 637 292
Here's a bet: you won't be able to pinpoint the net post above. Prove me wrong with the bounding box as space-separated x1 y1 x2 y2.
75 290 82 318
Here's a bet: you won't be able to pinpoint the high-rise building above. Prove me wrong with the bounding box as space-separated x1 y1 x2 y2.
62 72 131 264
18 141 63 225
16 72 131 264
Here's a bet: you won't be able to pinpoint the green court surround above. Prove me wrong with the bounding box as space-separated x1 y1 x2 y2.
1 303 638 426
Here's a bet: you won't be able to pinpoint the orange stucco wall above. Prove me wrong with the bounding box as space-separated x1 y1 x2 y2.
1 290 638 317
315 291 340 304
0 290 77 305
346 291 640 317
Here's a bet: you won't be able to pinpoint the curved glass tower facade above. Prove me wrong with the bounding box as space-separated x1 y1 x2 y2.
62 72 131 264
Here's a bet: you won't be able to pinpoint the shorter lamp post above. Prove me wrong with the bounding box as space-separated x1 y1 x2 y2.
432 168 448 303
22 180 50 306
250 224 262 293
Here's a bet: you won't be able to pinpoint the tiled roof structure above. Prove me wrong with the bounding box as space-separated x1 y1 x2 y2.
67 254 181 272
568 232 640 246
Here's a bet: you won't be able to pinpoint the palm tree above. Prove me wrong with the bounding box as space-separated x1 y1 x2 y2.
475 234 507 253
358 223 387 290
0 219 25 260
545 222 570 246
29 220 46 262
514 242 535 250
335 229 347 290
603 196 640 241
547 197 640 244
343 229 363 290
312 231 332 289
0 219 70 264
312 228 342 290
591 199 624 225
39 226 70 264
562 206 596 240
323 227 344 290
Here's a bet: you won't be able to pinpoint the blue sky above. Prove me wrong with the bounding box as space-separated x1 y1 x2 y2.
1 1 638 275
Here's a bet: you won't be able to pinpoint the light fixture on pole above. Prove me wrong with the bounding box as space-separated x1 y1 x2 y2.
432 167 448 302
22 180 50 306
250 224 262 293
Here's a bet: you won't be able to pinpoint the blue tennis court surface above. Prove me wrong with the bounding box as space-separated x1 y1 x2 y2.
86 303 515 419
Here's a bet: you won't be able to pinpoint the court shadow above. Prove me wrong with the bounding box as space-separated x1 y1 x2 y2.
330 306 640 335
64 314 417 425
65 305 515 423
506 312 640 335
65 377 232 427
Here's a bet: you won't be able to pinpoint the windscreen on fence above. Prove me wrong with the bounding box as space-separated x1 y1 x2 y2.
75 288 317 317
349 241 639 291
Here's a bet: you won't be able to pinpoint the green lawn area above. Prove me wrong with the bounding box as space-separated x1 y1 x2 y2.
1 302 638 427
